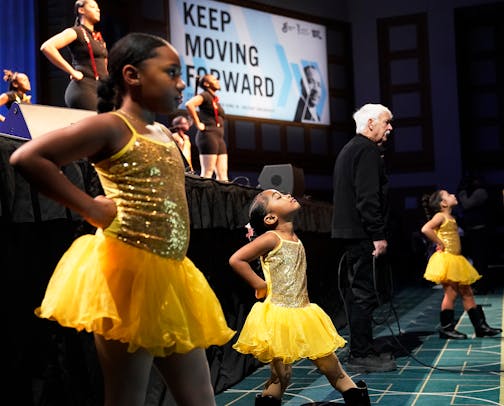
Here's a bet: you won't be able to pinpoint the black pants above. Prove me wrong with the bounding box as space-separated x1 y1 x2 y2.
343 239 383 357
64 77 99 111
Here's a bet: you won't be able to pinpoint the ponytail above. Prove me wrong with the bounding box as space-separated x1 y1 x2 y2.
3 69 15 83
3 69 20 91
97 78 118 113
74 0 85 26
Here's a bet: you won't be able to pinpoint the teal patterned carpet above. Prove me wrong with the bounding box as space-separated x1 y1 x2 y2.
215 286 504 405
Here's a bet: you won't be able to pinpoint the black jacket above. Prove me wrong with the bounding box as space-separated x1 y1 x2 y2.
331 134 389 241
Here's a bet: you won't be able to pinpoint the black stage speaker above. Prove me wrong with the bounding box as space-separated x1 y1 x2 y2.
0 103 96 140
258 164 305 196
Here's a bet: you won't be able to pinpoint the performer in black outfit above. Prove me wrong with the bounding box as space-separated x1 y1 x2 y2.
185 74 228 181
332 103 396 373
0 69 31 122
40 0 107 111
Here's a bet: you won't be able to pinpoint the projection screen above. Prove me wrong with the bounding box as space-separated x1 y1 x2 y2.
169 0 330 125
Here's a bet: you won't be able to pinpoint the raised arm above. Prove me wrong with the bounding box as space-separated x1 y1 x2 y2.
9 113 124 228
40 28 83 80
0 93 8 121
421 212 446 251
184 94 205 131
229 232 278 298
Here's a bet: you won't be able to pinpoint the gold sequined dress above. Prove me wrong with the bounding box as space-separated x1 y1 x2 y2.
36 113 235 356
423 217 481 285
232 231 346 364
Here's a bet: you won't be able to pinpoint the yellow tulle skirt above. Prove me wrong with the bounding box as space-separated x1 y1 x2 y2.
423 251 482 285
232 300 346 364
36 231 235 357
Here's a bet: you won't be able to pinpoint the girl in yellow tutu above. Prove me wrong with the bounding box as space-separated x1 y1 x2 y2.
421 189 501 339
10 33 234 406
229 189 370 406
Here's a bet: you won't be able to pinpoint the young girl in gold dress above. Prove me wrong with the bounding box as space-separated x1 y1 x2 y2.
421 189 501 339
10 32 234 406
229 189 370 405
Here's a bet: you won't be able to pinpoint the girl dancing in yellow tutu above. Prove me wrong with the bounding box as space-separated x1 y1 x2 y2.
229 189 370 406
421 189 501 339
10 33 234 406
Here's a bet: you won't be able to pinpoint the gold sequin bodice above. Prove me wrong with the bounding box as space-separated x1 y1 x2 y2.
260 231 309 308
436 218 461 255
94 114 189 260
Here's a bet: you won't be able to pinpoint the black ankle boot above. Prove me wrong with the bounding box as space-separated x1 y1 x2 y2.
342 380 371 406
439 309 467 339
468 305 502 337
255 394 281 405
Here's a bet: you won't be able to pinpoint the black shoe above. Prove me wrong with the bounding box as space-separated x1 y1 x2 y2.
468 305 502 337
439 309 468 339
255 394 281 405
439 327 467 339
378 351 395 361
346 353 396 373
342 380 371 406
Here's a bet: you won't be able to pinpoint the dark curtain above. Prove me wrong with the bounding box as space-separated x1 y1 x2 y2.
0 0 37 117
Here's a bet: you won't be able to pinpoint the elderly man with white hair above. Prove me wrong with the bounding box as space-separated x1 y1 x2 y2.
331 103 396 373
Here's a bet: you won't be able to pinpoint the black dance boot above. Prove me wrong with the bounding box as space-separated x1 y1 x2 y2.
467 305 502 337
255 394 281 405
439 309 467 339
342 380 371 406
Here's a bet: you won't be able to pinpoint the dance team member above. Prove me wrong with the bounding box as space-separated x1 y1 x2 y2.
229 189 370 406
40 0 107 110
11 32 234 406
185 74 228 181
421 189 501 339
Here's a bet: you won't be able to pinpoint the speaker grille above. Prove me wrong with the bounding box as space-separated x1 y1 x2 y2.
258 164 305 196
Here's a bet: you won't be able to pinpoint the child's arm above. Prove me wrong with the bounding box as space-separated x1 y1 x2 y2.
421 212 445 251
0 92 9 107
229 232 278 299
40 28 83 80
9 113 123 229
184 94 205 131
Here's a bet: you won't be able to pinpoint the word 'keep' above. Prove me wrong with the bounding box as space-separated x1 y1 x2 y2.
183 2 231 32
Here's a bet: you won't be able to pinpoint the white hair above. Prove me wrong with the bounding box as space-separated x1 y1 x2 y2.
353 103 392 134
